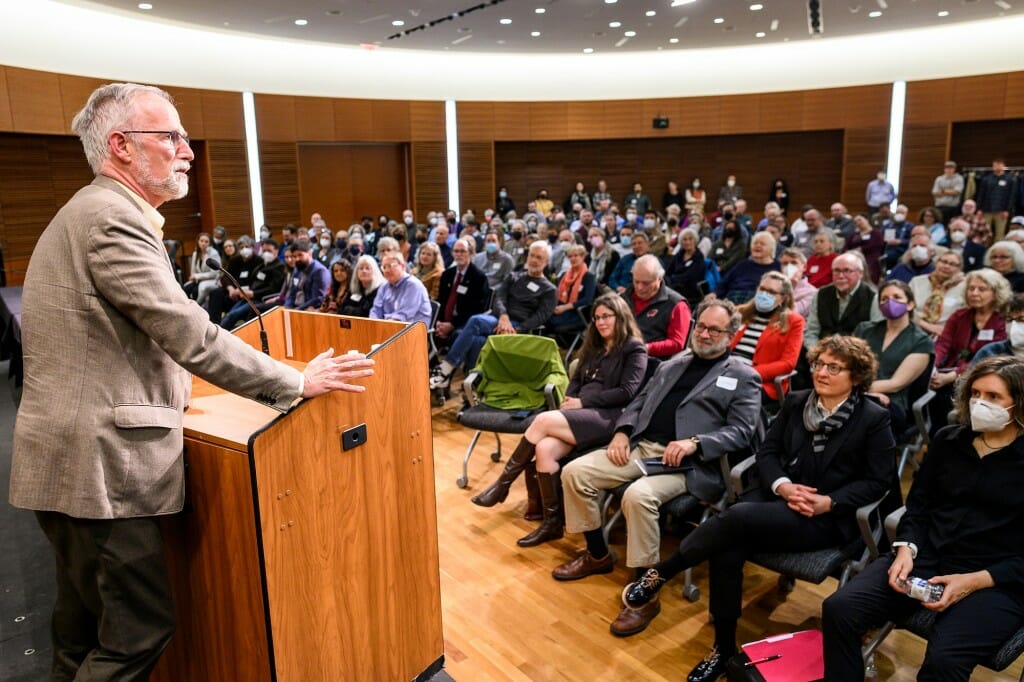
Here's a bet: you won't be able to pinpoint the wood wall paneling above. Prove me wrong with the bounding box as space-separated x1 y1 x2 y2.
454 102 493 143
297 143 409 228
950 119 1024 168
491 102 530 141
905 78 955 125
6 67 65 134
528 102 569 141
899 123 951 213
199 91 245 140
409 101 445 142
370 100 411 141
0 67 13 131
411 142 448 217
952 73 1008 122
458 142 494 215
675 96 722 137
167 87 207 141
254 94 297 142
333 98 374 141
841 127 889 211
759 91 804 133
205 140 252 233
718 93 761 135
1006 71 1024 119
259 141 300 228
294 97 335 141
57 74 107 134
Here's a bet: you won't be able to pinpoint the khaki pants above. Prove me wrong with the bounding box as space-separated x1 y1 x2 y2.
986 212 1009 242
562 439 688 568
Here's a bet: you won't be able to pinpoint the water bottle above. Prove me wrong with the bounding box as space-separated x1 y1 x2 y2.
897 576 944 603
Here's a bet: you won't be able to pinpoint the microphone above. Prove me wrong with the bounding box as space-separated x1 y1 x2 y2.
207 258 270 355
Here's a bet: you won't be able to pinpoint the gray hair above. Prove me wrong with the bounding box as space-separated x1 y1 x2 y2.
71 83 172 174
376 236 399 253
351 254 386 295
985 240 1024 273
633 253 665 279
456 236 476 255
695 298 743 336
528 240 551 259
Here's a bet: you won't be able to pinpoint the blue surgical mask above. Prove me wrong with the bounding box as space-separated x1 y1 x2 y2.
620 236 632 248
485 242 499 254
753 291 777 313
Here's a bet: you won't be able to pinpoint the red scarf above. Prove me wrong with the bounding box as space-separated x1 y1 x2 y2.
557 263 587 304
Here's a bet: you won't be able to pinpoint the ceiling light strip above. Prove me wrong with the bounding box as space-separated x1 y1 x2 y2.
885 80 906 207
445 100 460 216
388 0 508 41
242 91 264 236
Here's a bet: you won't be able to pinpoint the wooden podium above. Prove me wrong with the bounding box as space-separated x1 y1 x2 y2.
152 309 444 682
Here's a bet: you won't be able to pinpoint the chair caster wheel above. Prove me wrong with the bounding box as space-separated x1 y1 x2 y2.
490 451 501 462
683 585 700 602
434 394 446 407
456 476 468 489
778 576 796 594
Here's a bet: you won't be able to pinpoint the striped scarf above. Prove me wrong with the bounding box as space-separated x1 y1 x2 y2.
802 390 859 455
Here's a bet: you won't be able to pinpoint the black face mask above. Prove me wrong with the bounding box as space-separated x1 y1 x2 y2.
724 229 738 239
295 259 309 271
511 232 523 241
336 239 347 250
363 222 373 230
349 246 361 256
416 236 428 244
548 234 558 244
378 220 388 228
723 211 734 220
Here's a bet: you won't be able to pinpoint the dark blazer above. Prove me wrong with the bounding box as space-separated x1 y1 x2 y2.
568 337 648 409
436 262 491 329
617 351 763 503
755 389 895 539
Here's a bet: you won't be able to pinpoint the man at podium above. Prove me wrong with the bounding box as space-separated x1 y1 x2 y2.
8 82 374 681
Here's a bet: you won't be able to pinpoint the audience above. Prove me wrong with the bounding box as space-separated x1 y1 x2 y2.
664 227 707 307
411 241 444 300
549 244 597 343
709 219 748 275
909 251 965 337
972 294 1024 365
370 253 432 326
622 255 691 359
219 239 287 329
184 231 219 304
586 227 620 291
889 233 937 284
804 253 877 350
319 260 352 314
713 231 780 305
474 229 516 292
780 247 817 318
844 213 884 283
340 254 384 318
609 231 651 294
284 242 330 311
806 230 838 289
984 240 1024 293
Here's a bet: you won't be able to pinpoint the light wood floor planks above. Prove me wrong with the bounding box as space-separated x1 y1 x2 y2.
429 399 1022 681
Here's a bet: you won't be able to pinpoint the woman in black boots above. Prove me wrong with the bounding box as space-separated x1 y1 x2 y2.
471 293 648 546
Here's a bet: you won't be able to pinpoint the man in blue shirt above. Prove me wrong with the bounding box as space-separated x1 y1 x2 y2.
370 253 432 326
285 241 330 310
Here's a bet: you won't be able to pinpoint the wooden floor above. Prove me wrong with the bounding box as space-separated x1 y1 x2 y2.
429 399 1022 682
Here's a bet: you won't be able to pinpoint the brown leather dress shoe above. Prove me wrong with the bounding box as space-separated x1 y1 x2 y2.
551 550 615 581
609 597 661 637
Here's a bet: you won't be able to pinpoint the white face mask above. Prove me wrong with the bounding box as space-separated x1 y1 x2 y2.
950 231 967 244
239 247 253 259
320 238 332 248
910 245 930 263
643 218 656 229
969 398 1014 433
783 263 799 279
1011 320 1024 348
261 251 276 264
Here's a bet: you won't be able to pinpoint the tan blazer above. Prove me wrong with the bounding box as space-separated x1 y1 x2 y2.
9 176 302 519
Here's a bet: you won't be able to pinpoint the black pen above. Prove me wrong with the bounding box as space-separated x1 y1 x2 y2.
745 654 782 667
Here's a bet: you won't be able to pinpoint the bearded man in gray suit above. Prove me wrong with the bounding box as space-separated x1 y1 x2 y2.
8 83 374 680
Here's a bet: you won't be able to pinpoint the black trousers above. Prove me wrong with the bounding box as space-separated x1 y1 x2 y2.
36 511 176 682
674 499 844 649
822 554 1024 682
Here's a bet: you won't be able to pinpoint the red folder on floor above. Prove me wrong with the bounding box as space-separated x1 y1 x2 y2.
739 629 824 682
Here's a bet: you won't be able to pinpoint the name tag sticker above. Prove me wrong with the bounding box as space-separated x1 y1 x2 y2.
809 265 819 274
999 179 1007 187
884 229 896 241
350 293 362 301
979 329 995 341
526 282 540 292
292 277 300 286
256 272 266 280
491 262 501 271
716 376 738 391
239 271 249 278
456 285 468 294
716 247 724 255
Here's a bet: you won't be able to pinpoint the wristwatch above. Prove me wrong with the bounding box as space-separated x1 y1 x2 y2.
689 436 701 453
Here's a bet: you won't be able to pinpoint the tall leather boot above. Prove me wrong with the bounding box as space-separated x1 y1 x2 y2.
517 471 564 547
471 437 535 507
523 461 542 521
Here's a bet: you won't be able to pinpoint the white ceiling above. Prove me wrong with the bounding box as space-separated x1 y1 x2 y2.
64 0 1021 54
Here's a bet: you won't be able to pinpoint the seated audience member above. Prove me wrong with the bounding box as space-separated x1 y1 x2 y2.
430 241 557 389
319 260 353 314
713 232 780 305
621 336 893 681
375 235 401 266
665 227 707 308
219 239 288 329
881 207 913 271
370 253 432 326
918 205 948 246
844 213 885 283
889 233 937 283
854 280 934 434
314 228 340 267
805 230 838 289
435 238 491 347
552 300 762 639
432 223 453 267
641 210 667 257
549 244 597 343
708 220 748 275
780 247 817 318
342 232 365 265
411 241 444 300
956 198 992 247
184 231 219 303
946 218 985 272
910 251 965 337
971 294 1024 365
206 235 258 323
823 355 1024 682
587 227 620 291
622 255 692 359
826 202 856 243
791 207 825 255
504 220 529 268
339 255 385 318
211 224 228 257
609 231 651 293
220 237 236 262
730 271 805 406
804 252 878 350
284 242 330 311
685 177 707 215
929 267 1010 433
472 294 648 546
985 240 1024 293
474 229 516 292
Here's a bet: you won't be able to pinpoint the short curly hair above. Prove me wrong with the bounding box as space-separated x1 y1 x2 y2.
953 355 1024 426
807 335 878 390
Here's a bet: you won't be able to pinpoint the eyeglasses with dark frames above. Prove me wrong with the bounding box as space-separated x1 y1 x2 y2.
121 130 191 148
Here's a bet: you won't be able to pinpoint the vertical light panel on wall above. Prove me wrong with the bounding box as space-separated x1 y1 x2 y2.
886 81 907 207
242 91 265 235
445 99 460 215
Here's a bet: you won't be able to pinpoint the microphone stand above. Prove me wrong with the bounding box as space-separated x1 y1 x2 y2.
207 258 270 355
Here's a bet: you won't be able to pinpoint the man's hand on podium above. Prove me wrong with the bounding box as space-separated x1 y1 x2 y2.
302 348 375 397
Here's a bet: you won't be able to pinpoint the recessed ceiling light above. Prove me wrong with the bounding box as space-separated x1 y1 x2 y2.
937 10 950 16
624 30 637 36
531 30 541 36
755 31 766 37
750 3 764 10
499 18 512 24
669 37 679 43
391 19 404 26
609 20 622 27
583 47 594 52
646 10 657 16
497 39 506 44
868 10 882 17
137 2 153 9
535 7 546 13
713 17 725 24
294 18 308 26
770 19 779 30
604 0 617 4
995 0 1011 9
671 0 697 5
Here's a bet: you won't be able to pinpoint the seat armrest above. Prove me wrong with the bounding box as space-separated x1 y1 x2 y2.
543 382 559 410
855 493 888 564
729 454 758 497
773 370 797 402
884 506 907 544
912 390 936 446
462 371 482 408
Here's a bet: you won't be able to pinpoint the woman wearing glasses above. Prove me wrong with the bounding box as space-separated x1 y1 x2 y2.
729 271 805 410
617 336 894 682
984 240 1024 293
910 251 966 337
471 294 647 548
